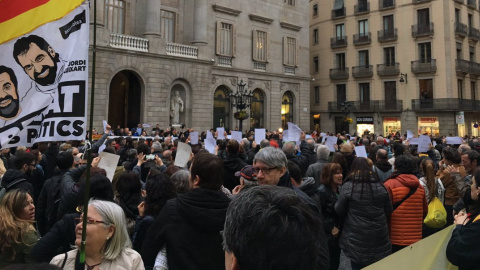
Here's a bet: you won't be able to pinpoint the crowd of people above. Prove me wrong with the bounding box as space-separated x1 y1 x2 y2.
0 124 480 270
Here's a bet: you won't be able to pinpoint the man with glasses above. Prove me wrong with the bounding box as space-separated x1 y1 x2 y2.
252 147 330 269
0 151 36 196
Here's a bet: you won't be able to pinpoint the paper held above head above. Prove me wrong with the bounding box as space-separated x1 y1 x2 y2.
446 136 463 145
254 129 266 145
287 122 302 142
325 136 338 152
205 138 216 154
174 142 192 168
190 132 199 145
98 152 121 182
407 130 414 139
231 131 242 143
354 145 367 158
217 127 225 140
417 135 431 153
206 130 213 139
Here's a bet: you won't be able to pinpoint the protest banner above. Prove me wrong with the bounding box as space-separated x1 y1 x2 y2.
0 1 88 149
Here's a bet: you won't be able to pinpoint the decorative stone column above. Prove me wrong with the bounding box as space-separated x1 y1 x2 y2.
192 0 207 45
143 0 163 54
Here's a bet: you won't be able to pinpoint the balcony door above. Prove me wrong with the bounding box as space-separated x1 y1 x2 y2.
384 81 397 109
359 83 370 109
336 84 347 108
417 8 430 30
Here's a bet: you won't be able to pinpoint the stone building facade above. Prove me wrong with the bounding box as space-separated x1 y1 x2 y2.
310 0 480 137
87 0 311 133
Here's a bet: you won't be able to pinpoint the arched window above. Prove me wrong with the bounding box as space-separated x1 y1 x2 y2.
213 86 230 129
281 91 294 129
250 89 264 128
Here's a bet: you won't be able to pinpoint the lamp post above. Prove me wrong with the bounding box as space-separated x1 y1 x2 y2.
230 80 253 132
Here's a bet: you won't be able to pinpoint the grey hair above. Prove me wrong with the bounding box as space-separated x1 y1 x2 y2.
170 170 191 194
254 147 287 169
316 145 330 160
88 199 131 260
458 144 471 154
260 139 270 149
282 142 296 156
152 142 163 152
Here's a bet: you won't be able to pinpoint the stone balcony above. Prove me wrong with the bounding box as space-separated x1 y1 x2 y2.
109 34 149 52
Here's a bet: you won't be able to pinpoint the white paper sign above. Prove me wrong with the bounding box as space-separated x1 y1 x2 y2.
142 123 151 127
418 135 431 153
231 131 242 143
190 132 199 145
446 136 463 145
174 142 192 168
254 129 266 145
98 152 121 182
321 133 327 143
205 138 216 154
287 122 302 142
354 146 368 158
102 120 108 134
283 130 289 141
407 130 414 139
206 130 213 139
217 127 225 140
409 138 420 145
306 135 312 139
325 136 338 152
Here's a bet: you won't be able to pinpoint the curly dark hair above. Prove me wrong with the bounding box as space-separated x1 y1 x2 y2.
144 173 177 217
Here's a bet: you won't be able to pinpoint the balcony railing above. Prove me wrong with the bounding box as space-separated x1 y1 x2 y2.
411 99 479 112
377 63 400 76
455 22 468 37
284 66 295 75
217 56 233 67
467 0 476 8
166 43 198 58
354 2 370 15
328 100 400 112
378 29 398 42
352 65 373 78
411 59 437 74
378 100 403 112
253 61 267 71
453 0 464 3
413 0 431 3
412 23 434 38
379 0 395 10
353 33 372 45
329 68 349 80
456 59 470 74
469 27 480 42
470 61 480 76
330 37 348 48
332 8 346 19
109 34 149 52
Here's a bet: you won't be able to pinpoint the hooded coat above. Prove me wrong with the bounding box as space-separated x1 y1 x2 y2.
1 169 33 195
222 154 247 191
141 188 230 269
384 174 428 246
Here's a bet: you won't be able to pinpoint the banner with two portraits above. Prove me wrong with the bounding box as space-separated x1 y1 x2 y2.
0 2 88 149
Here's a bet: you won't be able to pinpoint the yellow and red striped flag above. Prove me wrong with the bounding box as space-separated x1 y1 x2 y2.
0 0 84 44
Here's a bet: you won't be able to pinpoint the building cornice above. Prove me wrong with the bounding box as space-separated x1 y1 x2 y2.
212 5 241 16
249 14 274 24
280 21 302 31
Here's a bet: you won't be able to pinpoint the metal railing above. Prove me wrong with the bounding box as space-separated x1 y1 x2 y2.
378 29 398 42
166 43 198 58
413 0 431 3
456 59 470 74
330 37 348 48
329 68 349 80
467 0 476 8
109 34 149 52
411 59 437 74
353 33 372 45
217 56 233 67
328 100 402 112
378 100 403 112
412 23 434 38
412 99 479 112
377 63 400 76
352 65 373 78
354 2 370 14
455 22 468 37
331 7 346 19
470 61 480 76
379 0 395 10
469 27 480 42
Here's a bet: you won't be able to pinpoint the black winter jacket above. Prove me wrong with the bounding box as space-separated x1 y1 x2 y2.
1 170 33 195
447 217 480 270
222 154 247 191
141 188 231 269
335 178 392 265
317 184 342 241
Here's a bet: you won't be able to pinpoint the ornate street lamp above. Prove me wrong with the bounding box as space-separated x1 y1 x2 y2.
230 80 253 132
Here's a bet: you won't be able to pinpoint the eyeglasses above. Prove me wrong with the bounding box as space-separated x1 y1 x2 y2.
74 217 110 225
253 167 277 175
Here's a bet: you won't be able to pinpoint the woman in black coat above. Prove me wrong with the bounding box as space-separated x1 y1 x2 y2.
317 163 344 270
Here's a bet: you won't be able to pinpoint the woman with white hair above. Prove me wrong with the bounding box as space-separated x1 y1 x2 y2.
50 199 144 269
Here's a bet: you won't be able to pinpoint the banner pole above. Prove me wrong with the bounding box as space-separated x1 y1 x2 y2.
80 0 97 264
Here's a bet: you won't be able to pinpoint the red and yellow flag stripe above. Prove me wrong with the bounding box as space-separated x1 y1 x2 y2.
0 0 85 44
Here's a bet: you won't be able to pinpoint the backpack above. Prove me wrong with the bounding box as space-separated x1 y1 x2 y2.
0 178 27 201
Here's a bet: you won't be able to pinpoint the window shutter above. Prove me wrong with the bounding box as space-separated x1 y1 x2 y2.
283 36 287 65
216 21 221 55
232 24 237 57
175 13 180 43
266 32 271 62
295 39 299 67
252 29 258 61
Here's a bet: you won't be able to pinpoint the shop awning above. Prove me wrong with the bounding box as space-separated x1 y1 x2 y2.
333 0 344 10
